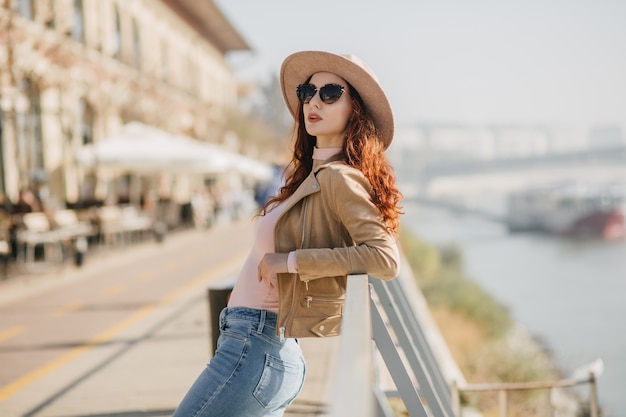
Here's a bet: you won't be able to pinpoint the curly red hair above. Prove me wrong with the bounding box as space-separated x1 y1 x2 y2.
263 83 403 234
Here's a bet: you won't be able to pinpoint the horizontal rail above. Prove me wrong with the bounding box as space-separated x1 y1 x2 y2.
460 374 595 392
456 372 600 417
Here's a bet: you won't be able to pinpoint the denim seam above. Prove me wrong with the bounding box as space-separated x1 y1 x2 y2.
194 332 251 416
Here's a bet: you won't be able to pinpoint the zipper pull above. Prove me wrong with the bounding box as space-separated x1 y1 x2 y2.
305 280 309 291
279 327 285 342
306 296 312 308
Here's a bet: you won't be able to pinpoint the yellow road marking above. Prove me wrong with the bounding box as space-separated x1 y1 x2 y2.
0 326 25 342
54 302 85 317
0 305 156 402
0 252 245 403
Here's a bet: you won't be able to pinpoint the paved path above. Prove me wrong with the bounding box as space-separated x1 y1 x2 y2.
0 220 337 417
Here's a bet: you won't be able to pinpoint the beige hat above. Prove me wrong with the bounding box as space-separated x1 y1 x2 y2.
280 50 394 149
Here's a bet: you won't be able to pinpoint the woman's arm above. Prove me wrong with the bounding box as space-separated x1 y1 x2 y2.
295 166 400 281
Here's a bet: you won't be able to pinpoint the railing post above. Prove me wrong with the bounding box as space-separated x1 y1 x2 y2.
451 380 460 417
328 274 376 417
546 388 554 417
498 389 507 417
589 372 599 417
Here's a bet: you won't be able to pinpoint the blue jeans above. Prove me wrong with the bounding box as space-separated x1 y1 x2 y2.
172 307 307 417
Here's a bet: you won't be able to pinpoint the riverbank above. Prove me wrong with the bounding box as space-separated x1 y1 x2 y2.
399 229 585 416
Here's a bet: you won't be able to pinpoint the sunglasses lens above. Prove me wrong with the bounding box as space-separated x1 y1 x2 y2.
296 84 316 104
296 83 345 104
319 84 344 104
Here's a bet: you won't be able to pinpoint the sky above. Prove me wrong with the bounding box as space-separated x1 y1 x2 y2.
214 0 626 133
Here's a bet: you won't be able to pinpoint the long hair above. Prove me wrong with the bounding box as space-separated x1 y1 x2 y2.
263 84 403 234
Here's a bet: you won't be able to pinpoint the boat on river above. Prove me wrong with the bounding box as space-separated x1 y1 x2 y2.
506 183 625 240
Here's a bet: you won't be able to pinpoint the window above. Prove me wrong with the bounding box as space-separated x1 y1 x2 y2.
71 0 85 43
131 18 141 69
15 0 34 19
0 110 6 206
15 79 44 188
113 5 122 59
93 0 102 50
160 39 169 82
78 98 94 145
186 55 199 94
43 0 55 29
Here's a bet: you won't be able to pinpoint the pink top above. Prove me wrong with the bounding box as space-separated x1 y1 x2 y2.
228 201 285 312
227 147 342 313
312 146 342 161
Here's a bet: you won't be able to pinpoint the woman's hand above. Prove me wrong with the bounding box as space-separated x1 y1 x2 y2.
258 253 289 290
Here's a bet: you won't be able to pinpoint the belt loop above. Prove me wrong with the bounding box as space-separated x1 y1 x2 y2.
219 307 227 331
257 310 266 334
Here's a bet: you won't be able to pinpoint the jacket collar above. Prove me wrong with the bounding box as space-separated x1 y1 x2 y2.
277 156 346 217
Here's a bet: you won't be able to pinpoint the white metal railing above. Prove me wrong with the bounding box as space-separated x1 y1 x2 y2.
328 270 458 417
327 267 603 417
455 372 601 417
369 275 456 417
328 274 376 417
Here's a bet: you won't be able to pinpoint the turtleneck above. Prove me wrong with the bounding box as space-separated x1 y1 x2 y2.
313 146 342 161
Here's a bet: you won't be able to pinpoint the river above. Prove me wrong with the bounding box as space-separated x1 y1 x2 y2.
403 200 625 416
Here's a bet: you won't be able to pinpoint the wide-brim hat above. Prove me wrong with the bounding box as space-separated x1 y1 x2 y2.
280 50 394 149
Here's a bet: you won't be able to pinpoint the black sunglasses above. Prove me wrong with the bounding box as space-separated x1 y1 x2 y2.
296 83 346 104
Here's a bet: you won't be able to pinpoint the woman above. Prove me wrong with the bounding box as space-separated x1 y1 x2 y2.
172 51 402 417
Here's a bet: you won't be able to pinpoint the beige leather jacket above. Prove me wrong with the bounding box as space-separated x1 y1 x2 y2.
274 157 400 339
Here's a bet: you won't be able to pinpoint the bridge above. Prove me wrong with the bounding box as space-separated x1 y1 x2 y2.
413 145 626 191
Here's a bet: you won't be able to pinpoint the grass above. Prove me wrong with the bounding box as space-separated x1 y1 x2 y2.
397 228 564 416
399 230 511 338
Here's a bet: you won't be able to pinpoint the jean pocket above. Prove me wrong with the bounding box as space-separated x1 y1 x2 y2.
253 353 305 409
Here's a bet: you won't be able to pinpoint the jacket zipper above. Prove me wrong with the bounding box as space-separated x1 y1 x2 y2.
279 197 309 342
305 296 342 308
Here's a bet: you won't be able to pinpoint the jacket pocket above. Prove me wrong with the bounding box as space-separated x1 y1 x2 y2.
302 296 344 315
281 275 347 338
286 298 344 338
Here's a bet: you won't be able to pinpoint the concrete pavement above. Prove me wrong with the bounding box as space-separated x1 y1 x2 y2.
0 219 338 417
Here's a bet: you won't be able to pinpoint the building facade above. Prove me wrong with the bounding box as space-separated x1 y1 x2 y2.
0 0 249 210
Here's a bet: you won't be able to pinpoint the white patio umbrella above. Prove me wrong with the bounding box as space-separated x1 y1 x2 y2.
167 133 273 181
76 122 231 174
